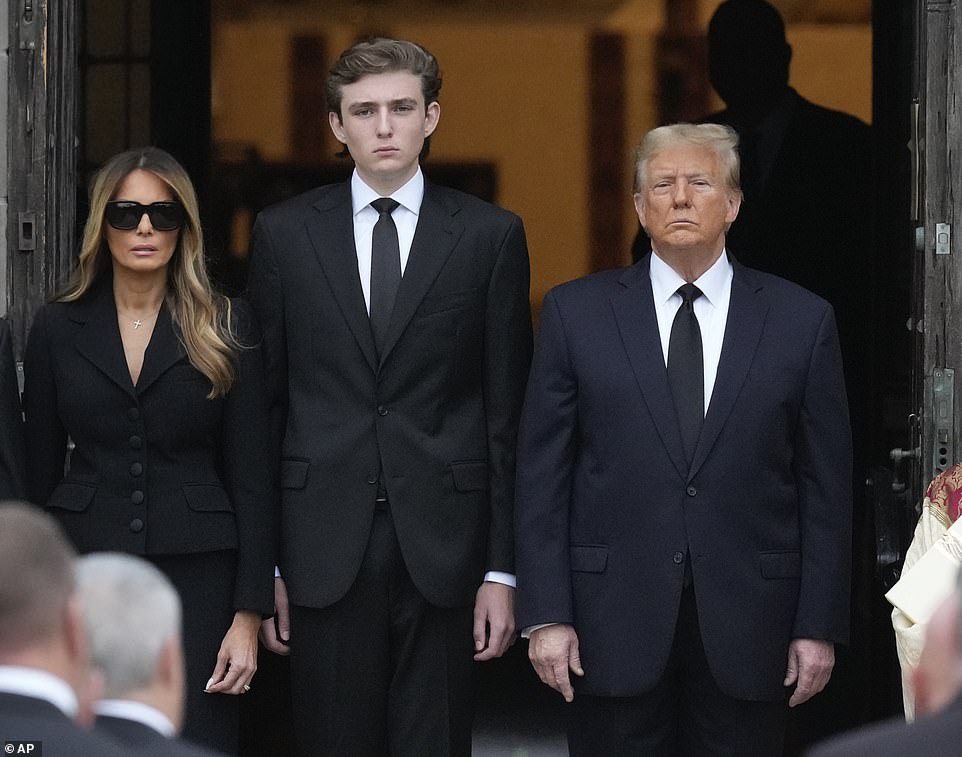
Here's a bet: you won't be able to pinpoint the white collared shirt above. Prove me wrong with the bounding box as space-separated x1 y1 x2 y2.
648 249 734 414
351 169 424 314
95 699 176 738
0 666 78 718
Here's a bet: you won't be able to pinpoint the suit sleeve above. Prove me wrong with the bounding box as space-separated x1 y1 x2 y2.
792 304 853 643
221 300 277 616
482 215 533 575
514 289 578 628
22 306 69 506
0 317 26 499
245 215 289 473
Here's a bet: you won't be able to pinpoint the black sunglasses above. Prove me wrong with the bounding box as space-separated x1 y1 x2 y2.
104 201 185 232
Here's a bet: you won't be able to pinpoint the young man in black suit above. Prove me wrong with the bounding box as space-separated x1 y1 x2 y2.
0 504 126 757
77 552 228 757
247 37 532 756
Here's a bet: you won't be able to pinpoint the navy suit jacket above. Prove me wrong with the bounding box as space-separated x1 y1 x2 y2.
96 714 228 756
515 254 852 701
0 693 126 757
247 178 532 609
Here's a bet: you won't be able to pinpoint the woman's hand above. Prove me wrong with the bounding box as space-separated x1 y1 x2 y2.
205 609 260 695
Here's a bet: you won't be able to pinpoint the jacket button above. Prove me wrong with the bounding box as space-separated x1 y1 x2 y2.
673 551 685 564
129 435 143 450
129 518 144 533
131 490 144 505
377 406 389 416
130 462 143 477
367 475 378 485
686 485 697 497
127 407 140 421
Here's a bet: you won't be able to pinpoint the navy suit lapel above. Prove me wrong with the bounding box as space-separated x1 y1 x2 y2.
379 181 463 367
610 257 688 480
689 262 769 479
135 301 187 395
305 182 378 373
73 285 136 398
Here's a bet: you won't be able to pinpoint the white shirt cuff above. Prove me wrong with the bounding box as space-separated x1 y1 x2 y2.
483 571 516 588
521 623 558 639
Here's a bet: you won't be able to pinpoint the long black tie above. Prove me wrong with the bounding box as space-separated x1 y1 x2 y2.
370 197 401 358
668 283 704 465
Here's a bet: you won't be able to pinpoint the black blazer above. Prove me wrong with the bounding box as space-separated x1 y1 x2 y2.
96 714 228 756
515 255 853 701
0 316 26 499
0 692 127 757
806 694 962 757
22 284 275 614
247 178 532 609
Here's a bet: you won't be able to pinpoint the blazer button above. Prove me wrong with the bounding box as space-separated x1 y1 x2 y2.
377 406 389 416
129 435 143 450
673 551 685 564
367 475 378 485
686 485 697 497
127 407 140 421
131 490 145 505
129 518 144 533
130 462 143 477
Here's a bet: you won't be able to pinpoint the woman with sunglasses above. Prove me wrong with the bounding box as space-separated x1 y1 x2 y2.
22 147 275 753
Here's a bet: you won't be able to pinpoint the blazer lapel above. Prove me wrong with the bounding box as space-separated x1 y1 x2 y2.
610 257 689 480
135 301 187 395
688 262 769 479
73 285 136 398
378 181 463 367
305 182 378 372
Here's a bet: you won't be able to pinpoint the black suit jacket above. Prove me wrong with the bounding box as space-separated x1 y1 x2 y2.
96 714 228 756
22 285 275 614
0 317 26 499
247 178 532 609
515 255 852 701
806 694 962 757
0 692 126 756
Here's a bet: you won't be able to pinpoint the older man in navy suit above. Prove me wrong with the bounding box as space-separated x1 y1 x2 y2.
516 123 852 756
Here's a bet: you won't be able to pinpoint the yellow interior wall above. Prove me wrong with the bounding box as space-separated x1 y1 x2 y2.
211 7 871 302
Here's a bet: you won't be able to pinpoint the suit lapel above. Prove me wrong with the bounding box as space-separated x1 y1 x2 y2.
73 285 136 398
305 182 378 372
688 262 769 479
135 301 187 395
378 181 463 367
611 258 689 480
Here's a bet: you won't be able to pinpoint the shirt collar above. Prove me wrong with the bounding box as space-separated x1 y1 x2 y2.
351 168 424 217
95 699 177 738
649 249 733 308
0 666 79 718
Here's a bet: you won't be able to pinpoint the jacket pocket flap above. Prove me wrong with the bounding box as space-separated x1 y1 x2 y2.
183 484 233 512
418 288 478 315
759 551 801 579
280 458 310 490
450 461 488 492
47 482 96 512
570 544 608 573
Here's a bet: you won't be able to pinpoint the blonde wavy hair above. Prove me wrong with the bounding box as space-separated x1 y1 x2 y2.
59 147 237 397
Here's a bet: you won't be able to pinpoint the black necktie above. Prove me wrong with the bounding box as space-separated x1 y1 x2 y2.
668 283 704 465
370 197 401 358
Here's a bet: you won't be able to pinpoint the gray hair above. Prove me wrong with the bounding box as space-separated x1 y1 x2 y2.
632 122 742 195
0 503 76 655
76 553 182 698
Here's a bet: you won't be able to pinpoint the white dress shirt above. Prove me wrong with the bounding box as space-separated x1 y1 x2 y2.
95 699 176 737
0 665 78 718
648 249 733 413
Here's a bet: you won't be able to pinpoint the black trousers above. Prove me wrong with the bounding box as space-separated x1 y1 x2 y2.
568 585 787 757
289 509 476 757
150 550 240 754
